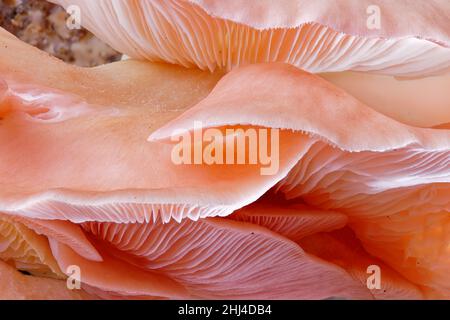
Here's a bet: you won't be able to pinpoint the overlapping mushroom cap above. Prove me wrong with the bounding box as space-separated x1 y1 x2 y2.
51 0 450 76
0 24 449 299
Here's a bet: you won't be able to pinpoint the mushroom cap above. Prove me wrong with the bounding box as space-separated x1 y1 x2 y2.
51 0 450 76
1 28 449 298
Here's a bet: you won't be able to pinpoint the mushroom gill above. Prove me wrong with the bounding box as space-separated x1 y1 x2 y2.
50 0 450 77
0 26 449 299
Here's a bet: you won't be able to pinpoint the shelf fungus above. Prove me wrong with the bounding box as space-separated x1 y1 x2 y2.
0 1 449 300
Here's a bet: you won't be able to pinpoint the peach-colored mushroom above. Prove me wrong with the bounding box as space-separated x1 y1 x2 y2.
51 0 450 76
0 28 449 299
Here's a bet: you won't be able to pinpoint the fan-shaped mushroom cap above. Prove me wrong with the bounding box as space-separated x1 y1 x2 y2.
7 204 425 299
51 0 450 76
0 28 449 298
0 31 305 224
148 63 450 294
49 217 373 299
231 206 426 299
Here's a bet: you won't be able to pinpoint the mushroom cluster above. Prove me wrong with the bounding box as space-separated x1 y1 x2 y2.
0 0 449 299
